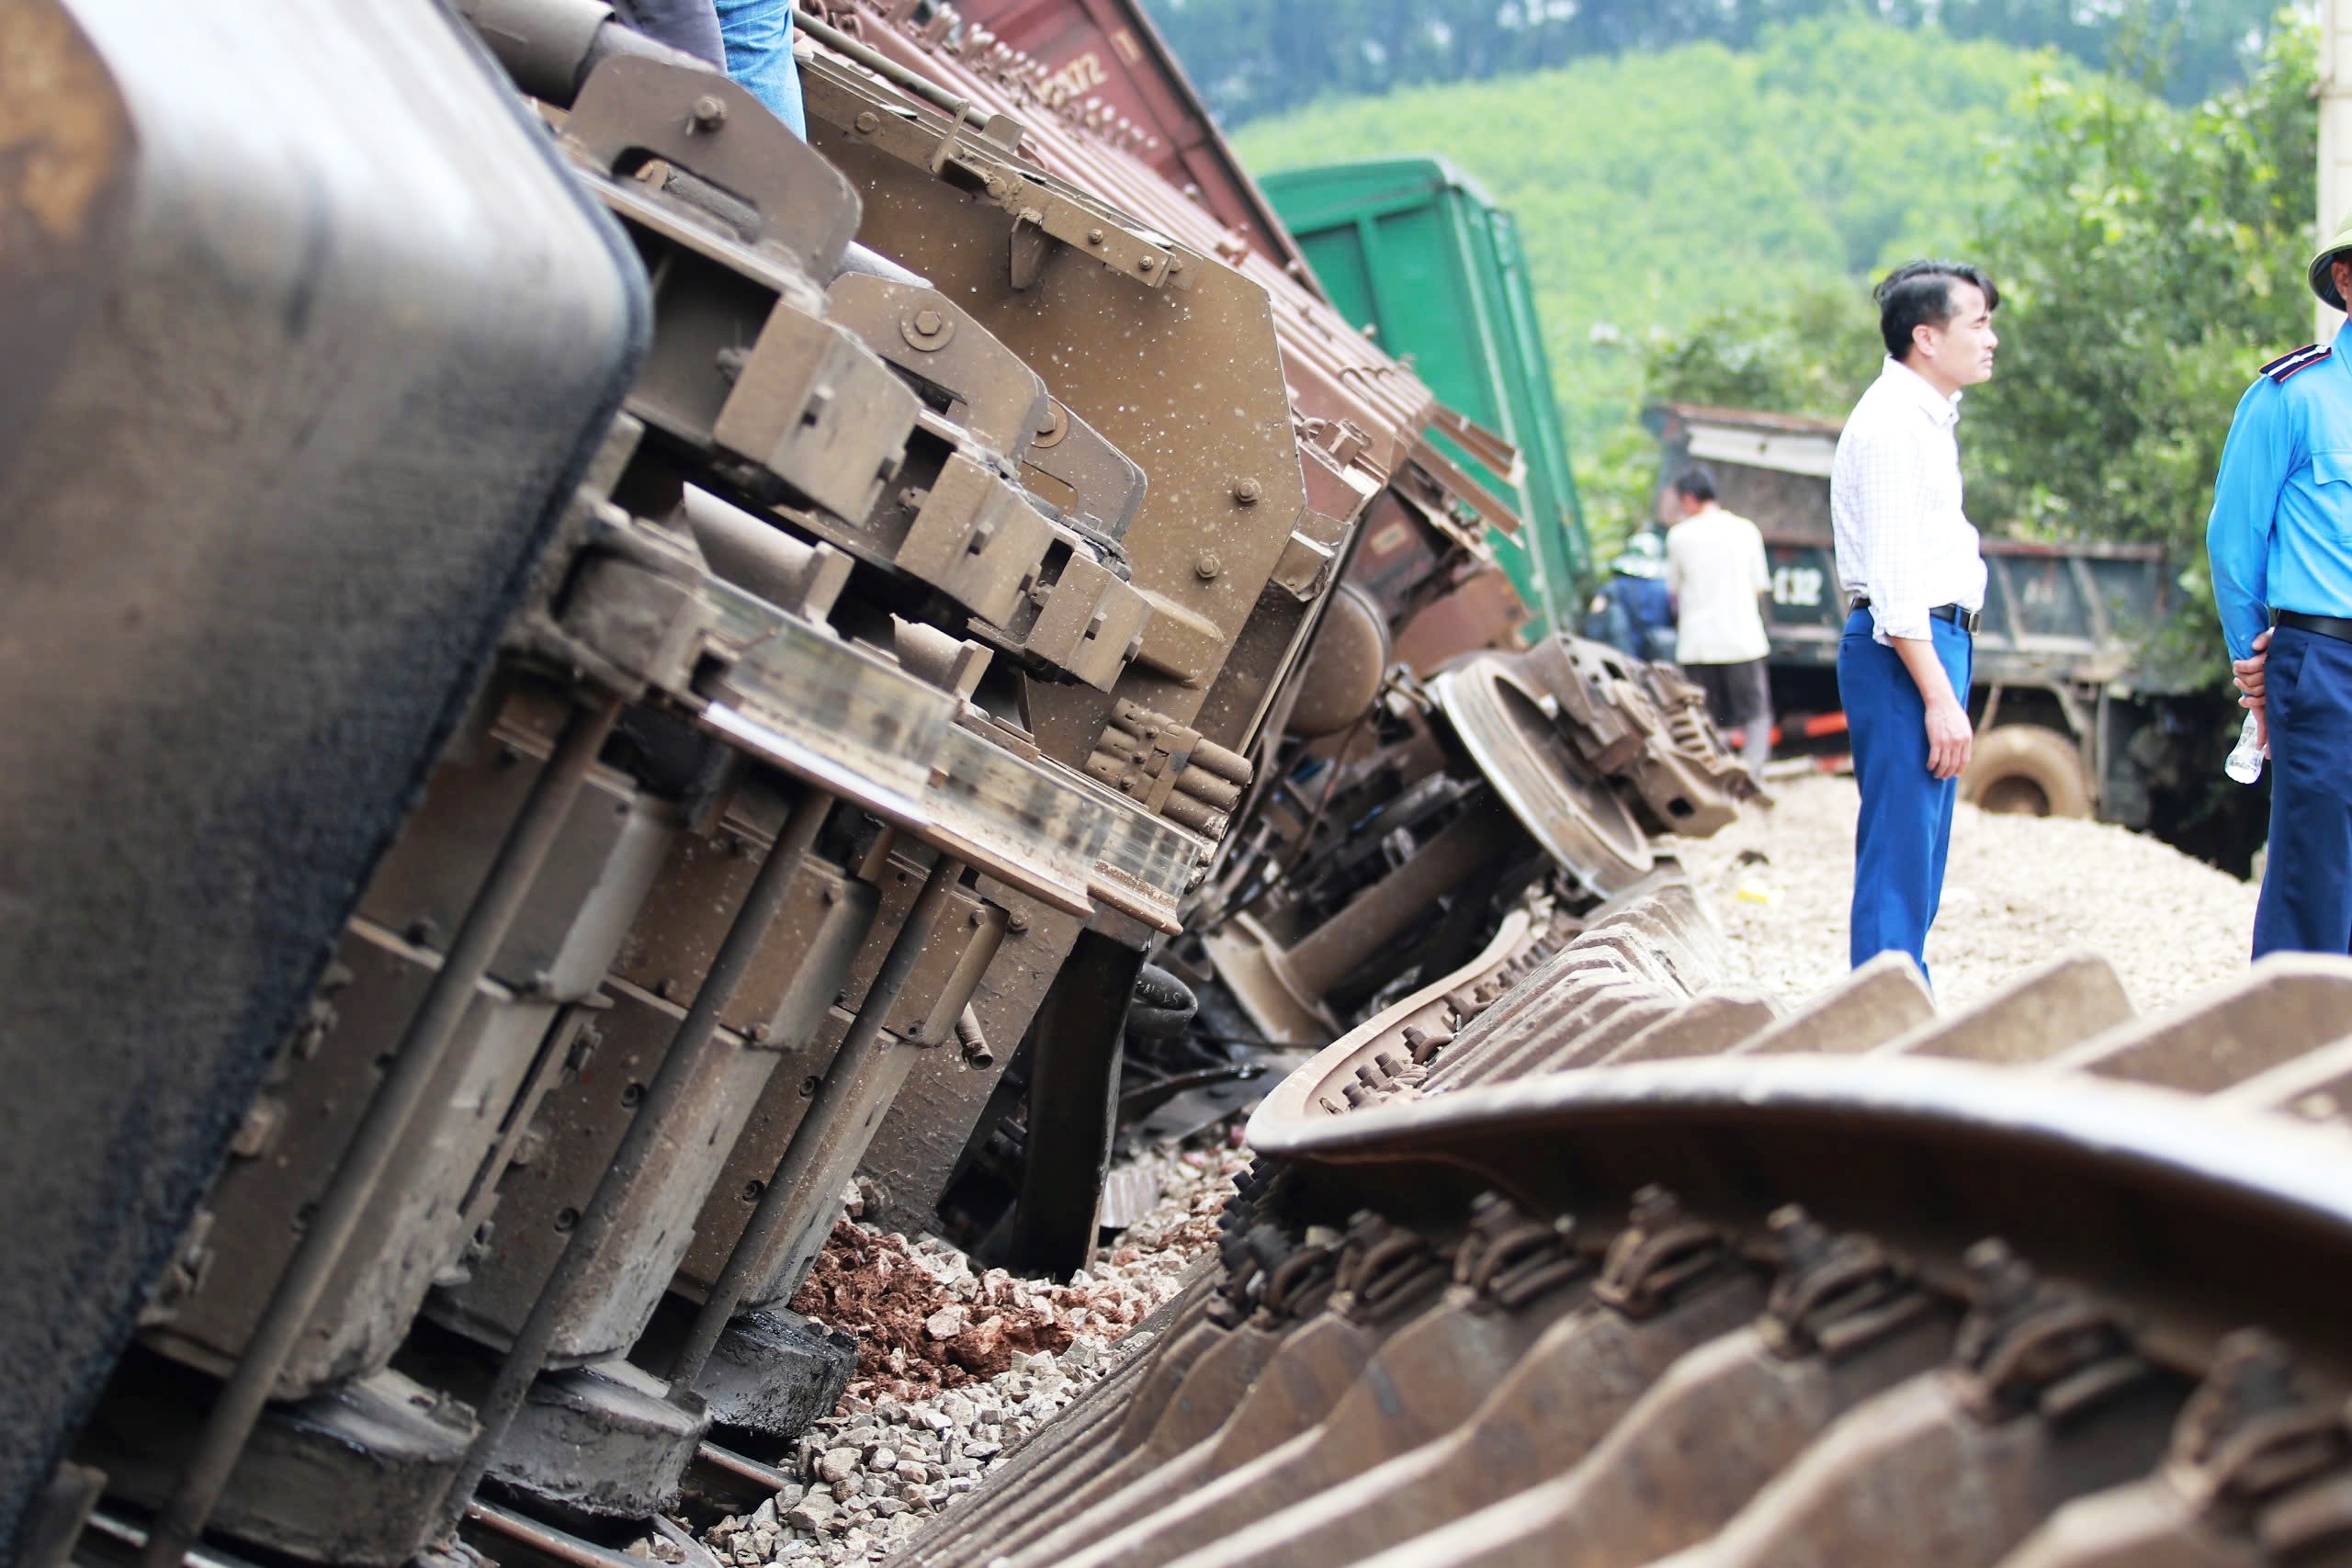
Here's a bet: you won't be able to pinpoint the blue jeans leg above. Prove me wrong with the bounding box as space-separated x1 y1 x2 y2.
1839 611 1972 983
2253 626 2352 956
714 0 808 136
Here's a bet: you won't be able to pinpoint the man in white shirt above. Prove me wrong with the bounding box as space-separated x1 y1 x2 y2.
1664 465 1773 773
1830 259 1998 983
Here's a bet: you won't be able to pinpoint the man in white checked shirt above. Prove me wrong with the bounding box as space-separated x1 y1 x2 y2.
1830 260 1998 984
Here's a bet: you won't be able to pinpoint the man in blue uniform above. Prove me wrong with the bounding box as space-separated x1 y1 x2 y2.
2206 213 2352 956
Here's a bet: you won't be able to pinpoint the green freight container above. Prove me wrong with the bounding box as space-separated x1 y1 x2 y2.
1260 155 1591 636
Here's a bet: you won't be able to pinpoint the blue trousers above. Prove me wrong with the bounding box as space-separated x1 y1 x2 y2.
715 0 807 136
1838 609 1973 983
2254 625 2352 956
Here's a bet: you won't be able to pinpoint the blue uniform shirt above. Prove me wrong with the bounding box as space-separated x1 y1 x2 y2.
2207 344 2352 660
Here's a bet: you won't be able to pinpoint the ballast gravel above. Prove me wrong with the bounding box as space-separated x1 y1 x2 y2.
1675 772 2263 1010
674 1142 1250 1567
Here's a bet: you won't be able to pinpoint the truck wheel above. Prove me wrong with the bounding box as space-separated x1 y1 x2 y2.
1962 723 2093 818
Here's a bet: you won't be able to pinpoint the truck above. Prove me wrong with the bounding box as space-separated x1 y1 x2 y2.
1647 401 2241 850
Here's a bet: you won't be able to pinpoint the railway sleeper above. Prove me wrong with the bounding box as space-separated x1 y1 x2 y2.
920 876 2352 1568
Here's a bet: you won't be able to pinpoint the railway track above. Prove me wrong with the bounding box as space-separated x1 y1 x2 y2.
899 875 2352 1568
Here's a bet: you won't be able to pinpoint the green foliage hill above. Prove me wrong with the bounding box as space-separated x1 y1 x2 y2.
1150 0 2276 126
1233 16 2049 536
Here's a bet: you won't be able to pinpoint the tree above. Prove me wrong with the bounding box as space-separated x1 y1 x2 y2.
1641 281 1885 419
1567 281 1885 552
1964 18 2317 676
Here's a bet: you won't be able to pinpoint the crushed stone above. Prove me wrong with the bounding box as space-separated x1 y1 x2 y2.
1675 772 2263 1010
683 1138 1250 1567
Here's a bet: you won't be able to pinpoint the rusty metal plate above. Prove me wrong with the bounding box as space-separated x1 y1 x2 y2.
695 573 1208 931
425 977 778 1366
824 272 1049 458
356 707 676 1005
673 852 1009 1305
803 77 1308 739
709 295 921 525
143 920 560 1398
611 798 872 1042
566 54 858 276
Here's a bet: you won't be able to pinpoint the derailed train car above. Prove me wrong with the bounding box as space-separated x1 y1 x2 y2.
0 1 1751 1563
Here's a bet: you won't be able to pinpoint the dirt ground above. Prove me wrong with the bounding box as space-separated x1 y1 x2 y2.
1674 771 2264 1011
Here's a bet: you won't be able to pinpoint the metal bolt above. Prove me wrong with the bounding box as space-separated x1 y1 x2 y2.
986 175 1008 197
690 95 727 130
1086 228 1105 245
854 110 881 133
1233 477 1262 505
747 1022 772 1043
1193 552 1222 581
913 307 944 336
1137 254 1158 271
1006 908 1030 933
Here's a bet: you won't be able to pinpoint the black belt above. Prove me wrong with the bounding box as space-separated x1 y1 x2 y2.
2276 608 2352 643
1848 597 1982 634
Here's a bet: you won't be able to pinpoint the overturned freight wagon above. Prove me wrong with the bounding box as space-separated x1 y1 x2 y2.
1259 155 1593 641
0 1 1751 1563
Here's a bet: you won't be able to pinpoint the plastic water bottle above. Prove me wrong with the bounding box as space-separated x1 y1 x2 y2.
2226 711 2266 784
